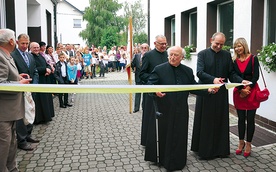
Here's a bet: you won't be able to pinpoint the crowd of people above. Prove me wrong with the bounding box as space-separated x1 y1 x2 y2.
0 27 261 171
0 27 150 171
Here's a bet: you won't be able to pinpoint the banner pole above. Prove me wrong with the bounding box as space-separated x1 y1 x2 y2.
128 16 133 114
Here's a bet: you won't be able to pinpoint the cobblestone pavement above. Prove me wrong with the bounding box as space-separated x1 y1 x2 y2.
16 71 276 172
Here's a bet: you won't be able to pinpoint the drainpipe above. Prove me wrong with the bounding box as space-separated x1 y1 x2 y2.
147 0 150 45
51 0 58 49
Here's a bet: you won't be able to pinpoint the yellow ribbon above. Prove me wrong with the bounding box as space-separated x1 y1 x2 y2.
0 83 244 93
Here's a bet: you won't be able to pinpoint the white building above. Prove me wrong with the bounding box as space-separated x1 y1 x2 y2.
56 0 87 47
149 0 276 131
0 0 57 45
0 0 87 47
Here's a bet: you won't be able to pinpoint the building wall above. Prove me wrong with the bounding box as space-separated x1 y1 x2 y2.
36 0 54 44
150 0 276 122
13 0 55 45
14 0 28 35
56 1 87 47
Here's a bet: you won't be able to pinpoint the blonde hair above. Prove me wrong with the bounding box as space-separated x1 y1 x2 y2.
233 37 250 60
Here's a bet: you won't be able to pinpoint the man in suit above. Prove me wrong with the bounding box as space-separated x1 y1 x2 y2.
11 33 40 151
0 28 32 172
131 43 149 113
65 43 74 57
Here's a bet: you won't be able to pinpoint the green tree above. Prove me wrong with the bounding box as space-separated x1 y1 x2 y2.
80 0 123 46
100 27 120 49
123 0 146 35
134 32 147 44
123 0 147 44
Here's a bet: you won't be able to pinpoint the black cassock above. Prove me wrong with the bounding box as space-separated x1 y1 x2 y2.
32 53 55 124
139 49 168 146
146 62 208 171
191 48 242 159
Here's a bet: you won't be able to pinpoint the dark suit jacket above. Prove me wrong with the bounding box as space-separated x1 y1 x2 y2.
0 49 24 121
54 61 68 84
131 53 142 83
66 50 74 57
11 48 39 84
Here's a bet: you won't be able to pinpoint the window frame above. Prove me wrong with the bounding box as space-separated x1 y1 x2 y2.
73 19 82 28
189 11 197 47
217 0 234 46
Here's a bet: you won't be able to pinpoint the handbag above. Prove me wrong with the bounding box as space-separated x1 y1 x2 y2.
23 92 36 125
255 64 270 102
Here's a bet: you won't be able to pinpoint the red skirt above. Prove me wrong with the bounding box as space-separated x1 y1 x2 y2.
233 83 260 110
77 70 82 78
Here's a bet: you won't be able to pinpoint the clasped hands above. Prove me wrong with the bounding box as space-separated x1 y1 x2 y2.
239 86 251 98
45 68 52 76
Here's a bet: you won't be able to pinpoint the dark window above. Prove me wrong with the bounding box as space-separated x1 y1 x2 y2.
165 15 175 47
171 18 175 46
189 12 197 47
218 1 234 46
267 0 276 44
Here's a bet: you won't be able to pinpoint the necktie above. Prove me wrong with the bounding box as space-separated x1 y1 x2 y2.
22 52 30 67
140 55 143 66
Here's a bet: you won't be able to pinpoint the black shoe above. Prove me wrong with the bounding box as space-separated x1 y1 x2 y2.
18 143 33 151
65 104 72 107
133 110 139 113
26 137 40 143
60 105 66 108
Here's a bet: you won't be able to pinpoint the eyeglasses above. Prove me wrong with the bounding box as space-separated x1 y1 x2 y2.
156 42 167 46
141 47 147 49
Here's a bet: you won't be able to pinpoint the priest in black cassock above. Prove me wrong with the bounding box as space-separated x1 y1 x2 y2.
191 32 246 160
139 35 168 147
146 46 215 171
30 42 55 124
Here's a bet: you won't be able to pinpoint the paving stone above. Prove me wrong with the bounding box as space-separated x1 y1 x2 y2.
15 72 276 171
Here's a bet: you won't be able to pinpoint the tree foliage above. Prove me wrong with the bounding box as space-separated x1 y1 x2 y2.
122 0 147 44
123 0 147 35
100 27 120 49
79 0 147 48
80 0 123 47
133 32 147 44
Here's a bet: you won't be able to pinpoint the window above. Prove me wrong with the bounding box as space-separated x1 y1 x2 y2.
189 12 197 47
266 0 276 44
165 15 175 47
218 1 233 46
73 19 81 28
171 18 175 46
